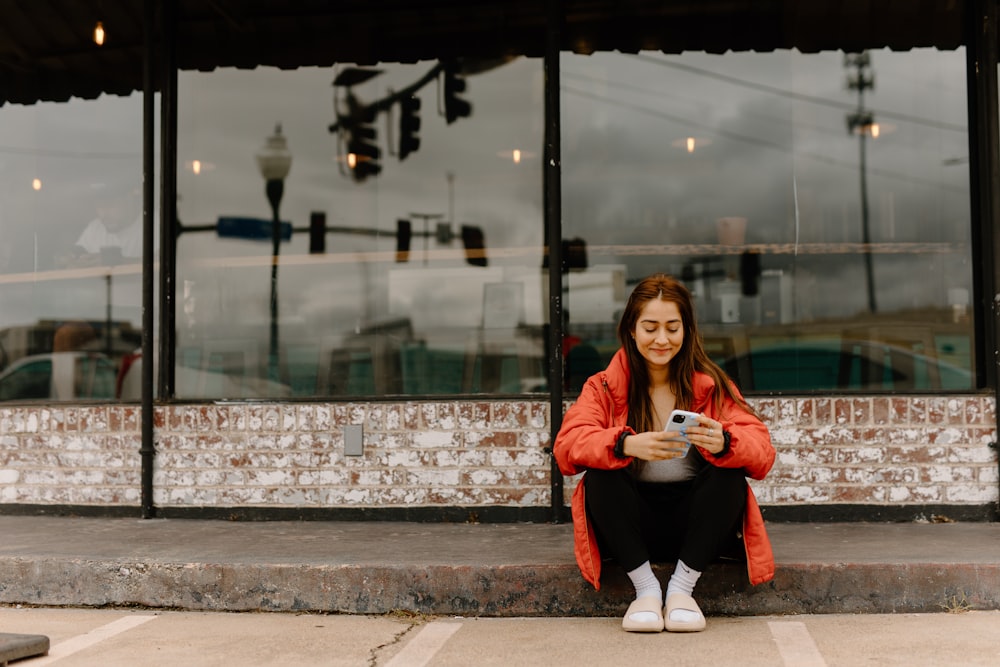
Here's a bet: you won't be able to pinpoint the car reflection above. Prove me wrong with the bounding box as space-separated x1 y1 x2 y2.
717 339 973 392
0 352 118 401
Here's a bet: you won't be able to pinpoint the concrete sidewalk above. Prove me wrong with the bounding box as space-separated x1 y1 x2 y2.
0 516 998 617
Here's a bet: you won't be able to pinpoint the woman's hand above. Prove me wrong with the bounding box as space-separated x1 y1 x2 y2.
622 415 727 460
620 431 689 461
691 415 726 455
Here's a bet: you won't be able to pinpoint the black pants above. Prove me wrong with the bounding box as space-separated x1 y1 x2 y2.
584 462 747 573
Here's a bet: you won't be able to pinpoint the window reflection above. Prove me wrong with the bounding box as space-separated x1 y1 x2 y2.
0 45 975 402
561 48 973 394
0 95 148 402
175 59 545 398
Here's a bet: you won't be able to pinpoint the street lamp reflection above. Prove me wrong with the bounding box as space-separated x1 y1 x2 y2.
255 124 292 383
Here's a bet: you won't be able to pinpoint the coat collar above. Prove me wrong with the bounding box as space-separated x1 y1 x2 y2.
602 347 716 411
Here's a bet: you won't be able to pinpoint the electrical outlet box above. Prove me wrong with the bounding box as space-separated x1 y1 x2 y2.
344 424 363 456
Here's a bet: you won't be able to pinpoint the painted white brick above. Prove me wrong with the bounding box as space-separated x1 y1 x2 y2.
487 451 516 466
469 469 503 485
769 427 801 446
770 485 831 503
431 451 461 467
408 469 461 486
888 486 913 503
909 485 943 502
386 450 423 467
806 467 838 484
926 466 975 483
412 431 457 448
340 488 371 504
933 427 969 445
949 445 998 463
945 484 996 503
247 470 296 486
456 450 489 466
513 450 549 467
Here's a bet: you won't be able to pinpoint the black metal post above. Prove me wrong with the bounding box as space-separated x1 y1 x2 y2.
140 0 159 519
266 178 284 384
965 0 1000 516
544 0 565 523
158 0 178 399
967 0 1000 392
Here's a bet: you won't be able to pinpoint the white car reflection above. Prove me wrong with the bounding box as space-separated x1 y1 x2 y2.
118 351 292 400
0 352 118 401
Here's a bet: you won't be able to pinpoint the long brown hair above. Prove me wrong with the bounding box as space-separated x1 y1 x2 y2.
616 273 753 432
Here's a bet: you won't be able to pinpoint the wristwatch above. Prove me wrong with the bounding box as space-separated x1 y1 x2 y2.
720 429 732 456
613 430 630 458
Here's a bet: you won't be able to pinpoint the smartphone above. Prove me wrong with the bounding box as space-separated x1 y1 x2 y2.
665 409 700 444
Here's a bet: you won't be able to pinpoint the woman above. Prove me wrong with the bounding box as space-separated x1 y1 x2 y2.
553 273 775 633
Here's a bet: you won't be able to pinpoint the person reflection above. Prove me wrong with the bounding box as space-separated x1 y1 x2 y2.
66 179 143 266
563 311 602 393
51 320 97 400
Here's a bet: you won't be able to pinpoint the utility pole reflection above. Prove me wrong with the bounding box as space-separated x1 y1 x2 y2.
845 51 877 314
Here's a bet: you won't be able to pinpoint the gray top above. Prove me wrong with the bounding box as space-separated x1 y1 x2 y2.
636 447 700 483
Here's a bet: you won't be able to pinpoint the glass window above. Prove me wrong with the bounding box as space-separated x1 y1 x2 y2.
175 58 545 398
560 48 973 394
0 95 149 402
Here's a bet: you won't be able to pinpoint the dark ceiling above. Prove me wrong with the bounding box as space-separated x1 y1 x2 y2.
0 0 969 107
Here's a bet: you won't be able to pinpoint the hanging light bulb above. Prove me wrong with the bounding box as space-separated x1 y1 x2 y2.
32 178 42 191
512 149 522 164
686 137 696 153
93 21 105 46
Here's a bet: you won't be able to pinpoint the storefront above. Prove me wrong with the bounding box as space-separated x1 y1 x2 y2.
0 1 996 521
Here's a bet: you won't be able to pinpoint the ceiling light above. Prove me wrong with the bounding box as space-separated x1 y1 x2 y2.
93 21 105 46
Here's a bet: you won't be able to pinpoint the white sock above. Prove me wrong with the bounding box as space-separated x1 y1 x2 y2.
626 561 662 623
627 561 662 600
665 559 702 624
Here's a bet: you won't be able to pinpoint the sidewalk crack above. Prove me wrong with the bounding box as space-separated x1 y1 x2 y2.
369 612 427 667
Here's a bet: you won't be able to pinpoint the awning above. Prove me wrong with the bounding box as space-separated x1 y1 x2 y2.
0 0 967 107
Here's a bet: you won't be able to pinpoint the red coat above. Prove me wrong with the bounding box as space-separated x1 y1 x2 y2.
553 348 776 589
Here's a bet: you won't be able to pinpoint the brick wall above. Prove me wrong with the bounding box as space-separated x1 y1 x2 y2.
1 396 997 514
751 396 997 508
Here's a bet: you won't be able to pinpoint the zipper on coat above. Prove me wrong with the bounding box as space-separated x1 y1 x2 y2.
601 378 617 427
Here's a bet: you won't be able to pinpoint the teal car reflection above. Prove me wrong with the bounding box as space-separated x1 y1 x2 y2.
718 339 973 393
